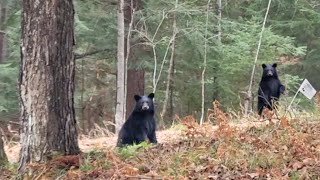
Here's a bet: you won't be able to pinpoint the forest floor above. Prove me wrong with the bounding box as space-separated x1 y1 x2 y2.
2 105 320 179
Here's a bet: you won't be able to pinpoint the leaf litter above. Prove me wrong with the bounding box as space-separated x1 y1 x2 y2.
2 101 320 179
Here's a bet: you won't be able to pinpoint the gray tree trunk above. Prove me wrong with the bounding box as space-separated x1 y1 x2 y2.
18 0 80 173
115 0 126 133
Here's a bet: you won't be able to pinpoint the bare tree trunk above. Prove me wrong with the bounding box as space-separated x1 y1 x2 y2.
244 0 272 115
168 59 175 120
115 0 126 133
160 0 178 121
200 0 212 125
18 0 80 173
0 2 7 63
212 0 221 102
0 132 7 166
216 0 222 42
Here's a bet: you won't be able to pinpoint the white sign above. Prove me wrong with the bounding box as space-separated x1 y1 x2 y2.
298 79 317 100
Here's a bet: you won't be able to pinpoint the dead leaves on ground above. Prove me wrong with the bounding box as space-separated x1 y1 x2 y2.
3 101 320 179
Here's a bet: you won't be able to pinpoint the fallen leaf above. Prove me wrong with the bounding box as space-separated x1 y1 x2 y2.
247 172 259 178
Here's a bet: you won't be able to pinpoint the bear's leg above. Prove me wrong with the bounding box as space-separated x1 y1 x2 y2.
257 98 265 115
148 131 158 144
135 132 148 144
117 134 133 147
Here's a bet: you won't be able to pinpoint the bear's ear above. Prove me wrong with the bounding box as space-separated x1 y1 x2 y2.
134 95 141 102
148 93 155 99
272 63 277 68
262 64 266 68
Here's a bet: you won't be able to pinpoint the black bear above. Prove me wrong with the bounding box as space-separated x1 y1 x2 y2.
258 63 285 115
117 93 157 147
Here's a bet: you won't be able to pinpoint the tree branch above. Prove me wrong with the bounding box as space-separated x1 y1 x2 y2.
75 48 112 59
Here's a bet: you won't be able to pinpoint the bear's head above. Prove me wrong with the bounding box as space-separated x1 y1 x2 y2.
262 63 278 79
134 93 155 113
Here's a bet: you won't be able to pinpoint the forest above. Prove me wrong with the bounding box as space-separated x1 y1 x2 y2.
0 0 319 179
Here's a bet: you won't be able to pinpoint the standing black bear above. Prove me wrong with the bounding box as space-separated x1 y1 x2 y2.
258 63 285 115
117 93 157 147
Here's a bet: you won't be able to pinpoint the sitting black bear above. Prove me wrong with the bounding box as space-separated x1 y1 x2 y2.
117 93 157 146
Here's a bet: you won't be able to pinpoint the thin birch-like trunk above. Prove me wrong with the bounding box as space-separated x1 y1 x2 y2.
115 0 126 133
217 0 222 42
244 0 272 115
200 0 212 125
160 0 178 121
0 2 6 62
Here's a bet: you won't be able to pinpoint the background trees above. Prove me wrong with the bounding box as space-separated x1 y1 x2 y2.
0 0 318 134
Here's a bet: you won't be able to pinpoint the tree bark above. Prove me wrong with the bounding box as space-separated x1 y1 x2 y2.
18 0 80 173
0 133 7 166
115 0 126 133
126 69 144 117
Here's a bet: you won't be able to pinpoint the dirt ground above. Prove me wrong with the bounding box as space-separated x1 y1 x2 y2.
4 119 271 163
4 128 184 163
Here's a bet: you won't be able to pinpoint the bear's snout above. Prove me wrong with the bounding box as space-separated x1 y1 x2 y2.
267 71 273 76
142 103 149 110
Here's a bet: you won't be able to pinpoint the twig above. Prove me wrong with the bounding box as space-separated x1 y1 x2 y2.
0 120 20 125
154 35 174 93
75 48 112 59
152 11 168 92
125 175 163 179
34 167 47 180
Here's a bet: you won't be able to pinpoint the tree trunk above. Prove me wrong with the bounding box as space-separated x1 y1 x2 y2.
18 0 80 173
0 2 6 63
125 0 145 119
0 133 7 166
126 69 144 117
200 0 211 125
244 0 272 115
115 0 126 133
168 62 175 120
216 0 222 42
160 0 178 122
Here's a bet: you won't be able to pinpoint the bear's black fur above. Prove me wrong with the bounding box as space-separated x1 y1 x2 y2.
258 63 285 115
117 93 157 147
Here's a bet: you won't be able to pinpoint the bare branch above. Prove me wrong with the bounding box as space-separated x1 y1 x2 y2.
152 11 168 92
160 0 178 120
75 48 112 59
